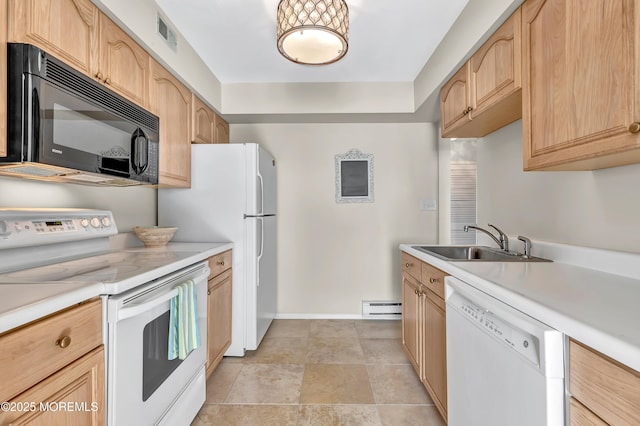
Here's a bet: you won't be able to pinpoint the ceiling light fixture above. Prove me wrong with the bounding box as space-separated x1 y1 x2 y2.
277 0 349 65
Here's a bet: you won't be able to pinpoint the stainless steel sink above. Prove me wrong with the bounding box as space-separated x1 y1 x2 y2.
412 245 551 262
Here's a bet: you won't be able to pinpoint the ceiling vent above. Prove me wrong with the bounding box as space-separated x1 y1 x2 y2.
157 13 177 51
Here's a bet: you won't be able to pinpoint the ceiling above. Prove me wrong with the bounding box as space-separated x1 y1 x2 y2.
154 0 469 84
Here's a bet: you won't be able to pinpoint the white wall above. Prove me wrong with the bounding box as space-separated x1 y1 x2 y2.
477 120 640 254
0 176 156 231
232 123 439 316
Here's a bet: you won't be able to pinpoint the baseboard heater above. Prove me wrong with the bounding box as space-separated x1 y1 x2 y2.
362 300 402 319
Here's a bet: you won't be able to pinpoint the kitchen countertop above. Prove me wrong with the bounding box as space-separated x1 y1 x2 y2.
0 241 233 335
400 243 640 372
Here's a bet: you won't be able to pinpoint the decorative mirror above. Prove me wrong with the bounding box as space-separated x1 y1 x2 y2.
335 149 374 203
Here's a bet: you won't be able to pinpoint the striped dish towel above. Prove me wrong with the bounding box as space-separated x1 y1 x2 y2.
168 279 201 360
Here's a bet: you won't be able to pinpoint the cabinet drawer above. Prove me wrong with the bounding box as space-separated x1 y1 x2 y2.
569 397 607 426
569 339 640 425
208 249 232 279
0 299 102 402
401 252 421 281
421 262 447 299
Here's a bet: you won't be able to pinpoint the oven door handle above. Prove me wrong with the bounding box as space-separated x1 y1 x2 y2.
117 287 180 321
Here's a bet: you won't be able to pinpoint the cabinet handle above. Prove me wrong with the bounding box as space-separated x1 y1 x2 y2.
429 277 437 284
207 290 211 295
104 77 111 85
405 262 411 268
55 336 71 349
462 109 468 115
216 260 225 266
95 72 104 80
629 122 640 133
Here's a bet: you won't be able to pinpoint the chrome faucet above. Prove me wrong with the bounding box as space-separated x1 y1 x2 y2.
464 224 509 252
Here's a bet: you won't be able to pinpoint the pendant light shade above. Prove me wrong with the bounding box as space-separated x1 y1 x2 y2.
277 0 349 65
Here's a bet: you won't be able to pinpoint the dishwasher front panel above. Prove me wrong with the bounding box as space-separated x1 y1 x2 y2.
445 276 565 426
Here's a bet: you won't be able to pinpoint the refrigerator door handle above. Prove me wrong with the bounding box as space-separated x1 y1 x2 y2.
256 217 264 287
256 173 264 215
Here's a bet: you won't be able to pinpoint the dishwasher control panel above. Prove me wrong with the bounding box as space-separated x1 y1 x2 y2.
458 299 540 367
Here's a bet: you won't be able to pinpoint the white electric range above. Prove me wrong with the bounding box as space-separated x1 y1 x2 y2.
0 208 231 426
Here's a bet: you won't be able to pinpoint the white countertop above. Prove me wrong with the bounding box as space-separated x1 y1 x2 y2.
400 243 640 372
0 241 233 335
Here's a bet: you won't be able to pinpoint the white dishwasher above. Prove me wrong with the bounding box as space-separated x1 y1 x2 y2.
445 276 565 426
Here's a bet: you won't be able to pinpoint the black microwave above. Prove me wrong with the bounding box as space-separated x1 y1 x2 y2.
1 43 159 186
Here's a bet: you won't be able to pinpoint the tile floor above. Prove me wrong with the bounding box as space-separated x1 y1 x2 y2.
192 319 446 425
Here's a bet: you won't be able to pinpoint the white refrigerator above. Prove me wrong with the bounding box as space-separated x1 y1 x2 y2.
158 143 276 356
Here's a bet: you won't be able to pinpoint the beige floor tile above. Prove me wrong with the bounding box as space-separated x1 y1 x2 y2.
355 320 402 339
306 336 364 364
195 404 299 426
299 405 382 426
300 364 375 404
360 338 409 364
309 319 358 338
205 361 243 403
377 405 446 426
226 364 304 404
265 319 311 338
243 337 308 364
367 365 433 404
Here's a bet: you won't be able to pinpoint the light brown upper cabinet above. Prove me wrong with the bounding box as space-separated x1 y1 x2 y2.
192 95 216 144
522 0 640 170
441 8 522 138
215 114 230 144
8 0 99 76
1 0 7 157
97 14 149 108
149 59 192 188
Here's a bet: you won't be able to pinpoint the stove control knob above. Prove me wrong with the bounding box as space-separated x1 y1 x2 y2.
101 217 111 227
80 219 90 228
90 217 101 228
0 220 10 237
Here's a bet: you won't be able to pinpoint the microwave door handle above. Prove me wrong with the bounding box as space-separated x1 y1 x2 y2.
30 88 40 161
131 128 149 175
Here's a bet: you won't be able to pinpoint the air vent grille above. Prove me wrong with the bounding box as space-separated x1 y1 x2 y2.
362 300 402 319
45 59 158 132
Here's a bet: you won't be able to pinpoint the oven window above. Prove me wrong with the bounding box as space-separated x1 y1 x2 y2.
142 311 183 401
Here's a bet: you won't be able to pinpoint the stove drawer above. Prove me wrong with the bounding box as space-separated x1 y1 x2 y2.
0 298 102 402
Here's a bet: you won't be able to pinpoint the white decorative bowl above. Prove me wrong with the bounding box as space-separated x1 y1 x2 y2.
133 226 177 248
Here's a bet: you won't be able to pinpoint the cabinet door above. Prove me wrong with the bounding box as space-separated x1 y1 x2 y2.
422 290 447 420
401 272 421 375
206 269 232 378
8 0 99 75
1 0 7 157
0 346 105 425
149 59 192 187
523 0 640 170
192 95 216 144
98 14 149 108
215 114 230 144
469 8 521 123
440 64 472 137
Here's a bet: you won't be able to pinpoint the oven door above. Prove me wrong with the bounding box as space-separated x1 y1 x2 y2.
106 262 209 426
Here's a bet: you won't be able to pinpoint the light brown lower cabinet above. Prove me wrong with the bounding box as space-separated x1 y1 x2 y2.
0 299 104 425
206 250 233 378
569 339 640 425
1 347 105 425
401 252 448 422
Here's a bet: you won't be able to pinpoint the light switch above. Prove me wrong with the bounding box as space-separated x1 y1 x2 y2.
420 199 437 211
